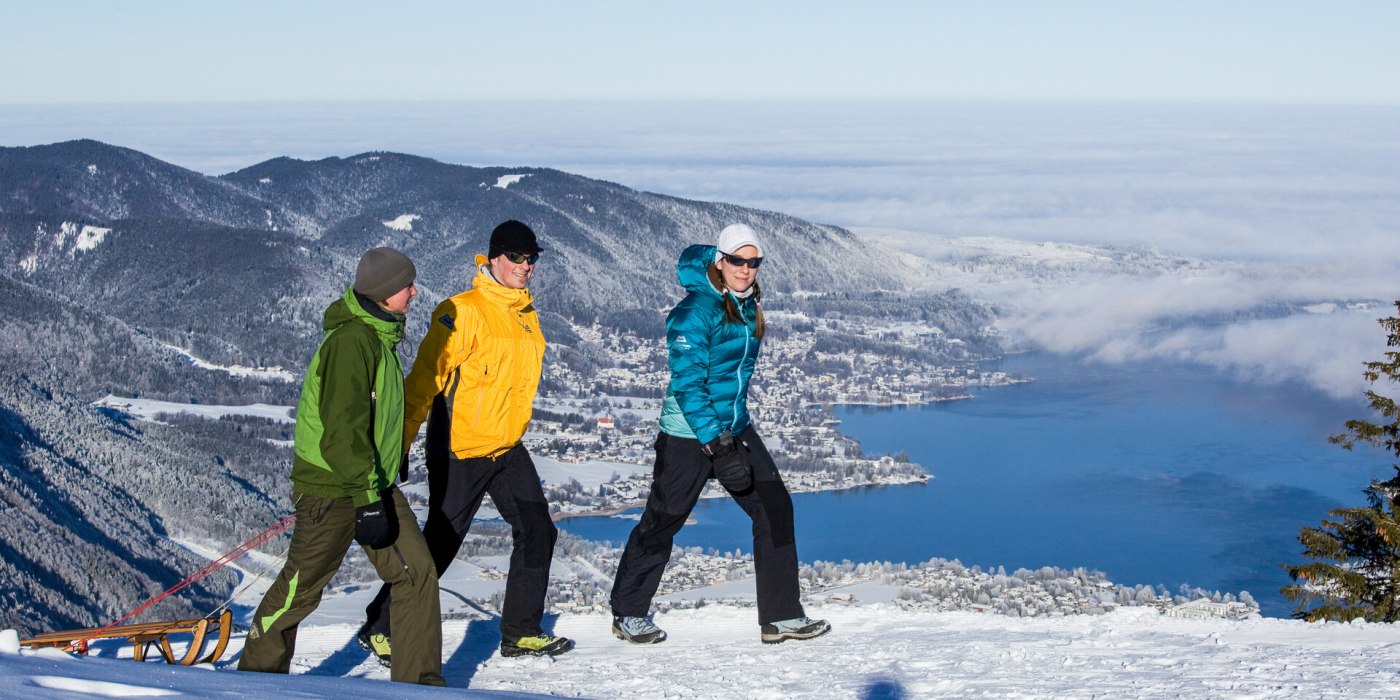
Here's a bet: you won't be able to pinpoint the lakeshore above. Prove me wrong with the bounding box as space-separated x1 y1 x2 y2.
551 352 1384 618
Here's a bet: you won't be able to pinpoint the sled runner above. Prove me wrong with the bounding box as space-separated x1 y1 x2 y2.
16 514 295 666
19 609 234 665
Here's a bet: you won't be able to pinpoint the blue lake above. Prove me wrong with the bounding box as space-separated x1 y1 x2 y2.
556 353 1387 617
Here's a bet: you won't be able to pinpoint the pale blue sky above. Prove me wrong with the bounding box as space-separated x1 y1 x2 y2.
2 0 1396 104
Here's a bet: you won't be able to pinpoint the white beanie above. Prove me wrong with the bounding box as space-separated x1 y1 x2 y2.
714 223 764 263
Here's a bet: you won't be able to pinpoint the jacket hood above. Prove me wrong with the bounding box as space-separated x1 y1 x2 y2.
676 244 721 299
472 253 536 310
324 286 405 345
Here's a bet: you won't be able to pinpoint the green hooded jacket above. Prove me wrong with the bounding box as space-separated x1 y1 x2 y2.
290 286 406 507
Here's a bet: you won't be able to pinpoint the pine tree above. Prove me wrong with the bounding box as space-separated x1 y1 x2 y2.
1282 301 1400 622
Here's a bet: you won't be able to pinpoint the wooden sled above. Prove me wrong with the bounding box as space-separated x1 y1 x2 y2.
19 609 234 665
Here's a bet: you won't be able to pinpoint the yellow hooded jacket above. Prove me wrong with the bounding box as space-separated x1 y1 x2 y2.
403 255 546 459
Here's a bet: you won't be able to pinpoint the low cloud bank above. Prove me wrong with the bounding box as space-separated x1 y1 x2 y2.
1001 266 1390 400
1019 293 1386 400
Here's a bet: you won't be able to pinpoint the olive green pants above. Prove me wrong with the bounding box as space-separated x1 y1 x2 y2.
238 488 444 686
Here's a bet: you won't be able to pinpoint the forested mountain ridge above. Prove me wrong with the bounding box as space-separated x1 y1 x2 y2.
2 140 972 373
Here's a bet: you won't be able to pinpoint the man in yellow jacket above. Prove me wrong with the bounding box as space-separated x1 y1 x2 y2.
359 220 573 660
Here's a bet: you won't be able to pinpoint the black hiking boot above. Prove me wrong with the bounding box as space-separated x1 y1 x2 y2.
760 617 831 644
612 615 668 644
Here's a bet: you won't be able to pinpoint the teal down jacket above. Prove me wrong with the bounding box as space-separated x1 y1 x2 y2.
658 244 761 445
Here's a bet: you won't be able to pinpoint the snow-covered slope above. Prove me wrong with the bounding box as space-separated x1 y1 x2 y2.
4 601 1400 698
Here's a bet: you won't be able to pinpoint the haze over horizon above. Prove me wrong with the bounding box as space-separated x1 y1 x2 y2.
4 1 1396 105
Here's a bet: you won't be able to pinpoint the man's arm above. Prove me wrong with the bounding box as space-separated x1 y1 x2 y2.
317 328 381 506
403 297 469 444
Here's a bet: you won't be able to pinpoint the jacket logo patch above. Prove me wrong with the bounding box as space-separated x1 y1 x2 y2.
438 314 455 330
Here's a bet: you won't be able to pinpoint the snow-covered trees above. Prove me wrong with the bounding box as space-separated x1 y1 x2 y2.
1284 301 1400 622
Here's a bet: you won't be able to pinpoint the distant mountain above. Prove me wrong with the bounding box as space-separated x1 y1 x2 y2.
2 141 964 370
0 139 994 636
0 140 275 227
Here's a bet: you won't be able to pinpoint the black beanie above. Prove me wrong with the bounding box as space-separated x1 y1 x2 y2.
488 220 544 258
353 247 417 301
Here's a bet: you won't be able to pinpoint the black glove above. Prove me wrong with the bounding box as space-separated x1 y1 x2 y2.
703 432 752 492
399 453 410 483
354 500 397 549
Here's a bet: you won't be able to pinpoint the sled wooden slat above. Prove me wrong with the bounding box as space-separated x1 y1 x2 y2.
19 610 234 665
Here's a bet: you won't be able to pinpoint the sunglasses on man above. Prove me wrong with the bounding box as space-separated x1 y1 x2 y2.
502 251 541 265
722 253 763 269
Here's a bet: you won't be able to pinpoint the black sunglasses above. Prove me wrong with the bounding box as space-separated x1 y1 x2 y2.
722 253 763 269
502 251 540 265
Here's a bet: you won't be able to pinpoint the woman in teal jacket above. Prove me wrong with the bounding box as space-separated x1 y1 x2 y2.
609 224 831 645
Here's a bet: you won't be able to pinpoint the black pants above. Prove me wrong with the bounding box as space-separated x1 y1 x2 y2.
366 443 558 641
610 427 806 625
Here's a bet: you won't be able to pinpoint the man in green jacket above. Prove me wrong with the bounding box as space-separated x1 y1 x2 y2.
239 247 444 686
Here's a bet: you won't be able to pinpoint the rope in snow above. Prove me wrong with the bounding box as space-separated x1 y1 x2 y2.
65 513 298 654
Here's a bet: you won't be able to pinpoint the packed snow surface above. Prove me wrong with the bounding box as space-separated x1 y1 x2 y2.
5 600 1400 698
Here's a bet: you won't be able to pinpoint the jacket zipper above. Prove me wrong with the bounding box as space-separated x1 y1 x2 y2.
370 389 378 467
474 364 488 435
734 302 751 430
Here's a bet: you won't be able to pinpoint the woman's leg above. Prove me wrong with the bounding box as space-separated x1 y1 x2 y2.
609 433 713 617
727 428 806 624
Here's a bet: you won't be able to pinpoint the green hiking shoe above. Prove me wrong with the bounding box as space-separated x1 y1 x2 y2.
356 624 392 667
500 633 575 658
